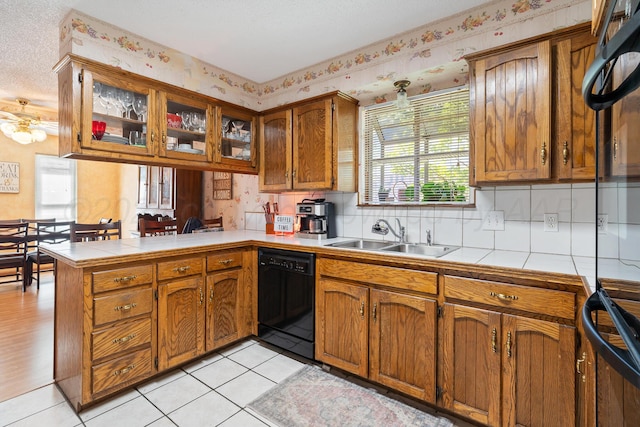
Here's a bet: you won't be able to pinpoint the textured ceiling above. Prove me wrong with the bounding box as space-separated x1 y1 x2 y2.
0 0 493 110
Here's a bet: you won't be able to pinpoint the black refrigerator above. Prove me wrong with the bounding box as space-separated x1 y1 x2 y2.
582 0 640 424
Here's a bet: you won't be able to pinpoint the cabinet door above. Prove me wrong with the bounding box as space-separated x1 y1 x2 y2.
555 32 597 180
159 167 174 209
369 289 437 403
216 107 258 173
292 98 333 190
157 277 205 370
612 51 640 177
596 332 640 427
315 278 368 377
80 69 156 157
205 269 243 351
147 166 160 209
473 41 551 183
442 303 502 427
502 315 575 427
136 166 148 208
259 109 292 191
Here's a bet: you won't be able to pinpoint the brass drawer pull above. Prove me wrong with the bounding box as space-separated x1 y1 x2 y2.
113 333 136 344
218 259 233 265
113 364 136 376
491 328 497 353
490 292 518 301
113 275 137 283
114 303 137 311
173 265 191 273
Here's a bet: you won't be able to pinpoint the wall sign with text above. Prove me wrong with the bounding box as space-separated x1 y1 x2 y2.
0 162 19 193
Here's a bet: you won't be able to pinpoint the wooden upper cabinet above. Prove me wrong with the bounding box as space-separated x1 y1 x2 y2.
55 55 258 173
471 40 552 184
554 30 598 180
259 109 292 191
258 92 358 192
612 51 640 178
293 98 334 190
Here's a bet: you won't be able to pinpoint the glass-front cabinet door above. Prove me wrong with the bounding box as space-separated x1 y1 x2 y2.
158 92 213 162
80 69 156 157
216 106 257 171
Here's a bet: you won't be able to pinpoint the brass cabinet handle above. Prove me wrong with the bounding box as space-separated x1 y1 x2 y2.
218 259 233 265
285 170 289 179
359 301 364 317
209 288 214 303
292 169 297 178
491 328 497 353
173 265 191 273
199 287 204 305
372 303 377 321
113 275 137 283
113 333 136 344
490 291 518 301
613 137 618 160
113 364 136 376
151 131 156 143
162 132 166 146
540 142 547 165
114 303 137 311
506 331 512 358
576 351 586 383
562 141 569 165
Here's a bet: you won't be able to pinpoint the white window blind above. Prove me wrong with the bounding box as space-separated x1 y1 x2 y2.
35 154 77 221
361 87 470 205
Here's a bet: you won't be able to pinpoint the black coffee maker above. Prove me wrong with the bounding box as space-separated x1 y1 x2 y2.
295 198 336 239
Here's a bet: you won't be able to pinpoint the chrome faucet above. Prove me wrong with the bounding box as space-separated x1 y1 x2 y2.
372 218 406 243
426 229 432 246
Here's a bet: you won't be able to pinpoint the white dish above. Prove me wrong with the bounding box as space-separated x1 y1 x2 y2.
176 147 203 154
101 134 129 144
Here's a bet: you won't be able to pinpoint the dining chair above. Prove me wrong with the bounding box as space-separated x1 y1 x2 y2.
138 217 177 237
26 220 73 289
202 216 223 228
70 220 122 242
0 222 29 290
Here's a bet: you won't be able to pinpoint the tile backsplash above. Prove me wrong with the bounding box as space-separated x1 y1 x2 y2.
270 184 609 259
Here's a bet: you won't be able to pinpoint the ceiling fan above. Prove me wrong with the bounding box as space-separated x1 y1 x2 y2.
0 98 58 144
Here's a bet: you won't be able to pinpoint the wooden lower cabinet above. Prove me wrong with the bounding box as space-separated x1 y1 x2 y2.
206 268 243 350
442 276 577 427
315 266 437 403
157 276 205 370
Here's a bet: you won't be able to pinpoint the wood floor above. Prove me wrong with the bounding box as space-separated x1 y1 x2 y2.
0 273 54 403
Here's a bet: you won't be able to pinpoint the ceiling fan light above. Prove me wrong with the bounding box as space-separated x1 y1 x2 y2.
1 122 16 138
12 130 35 144
31 129 47 142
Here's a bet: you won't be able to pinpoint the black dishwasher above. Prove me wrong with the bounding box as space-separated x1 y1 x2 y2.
258 247 315 359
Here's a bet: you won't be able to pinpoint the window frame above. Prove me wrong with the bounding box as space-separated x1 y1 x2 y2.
358 86 474 207
35 154 77 221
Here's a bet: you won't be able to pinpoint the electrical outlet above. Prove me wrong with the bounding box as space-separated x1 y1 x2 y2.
597 214 608 233
483 211 505 231
544 213 558 232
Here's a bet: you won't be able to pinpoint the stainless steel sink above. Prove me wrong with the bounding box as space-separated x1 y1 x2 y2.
380 243 459 257
325 239 393 250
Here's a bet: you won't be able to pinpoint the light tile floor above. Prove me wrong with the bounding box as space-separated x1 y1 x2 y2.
0 338 464 427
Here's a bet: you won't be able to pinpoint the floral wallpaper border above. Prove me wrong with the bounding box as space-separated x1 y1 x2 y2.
60 0 590 110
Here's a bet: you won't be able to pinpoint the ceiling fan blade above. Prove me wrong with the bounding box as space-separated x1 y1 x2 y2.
32 122 58 136
0 111 21 121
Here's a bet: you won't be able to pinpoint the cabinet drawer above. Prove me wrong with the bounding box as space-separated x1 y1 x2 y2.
92 265 153 293
93 287 153 327
92 318 152 361
444 276 575 320
207 251 243 272
92 348 152 395
318 258 438 295
157 257 203 281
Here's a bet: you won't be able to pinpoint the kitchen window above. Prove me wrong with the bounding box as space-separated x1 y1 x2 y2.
360 87 470 205
35 154 77 221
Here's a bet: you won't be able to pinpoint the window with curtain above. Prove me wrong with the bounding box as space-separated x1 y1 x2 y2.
361 87 470 205
35 154 77 220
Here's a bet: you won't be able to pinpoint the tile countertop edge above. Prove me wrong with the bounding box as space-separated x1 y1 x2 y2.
39 230 594 291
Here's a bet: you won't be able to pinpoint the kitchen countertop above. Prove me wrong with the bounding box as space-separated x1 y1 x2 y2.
41 230 598 289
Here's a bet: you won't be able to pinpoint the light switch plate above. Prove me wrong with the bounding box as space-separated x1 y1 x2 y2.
483 210 505 231
544 213 558 232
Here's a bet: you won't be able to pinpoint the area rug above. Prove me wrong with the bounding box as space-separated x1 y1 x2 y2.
248 365 454 427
